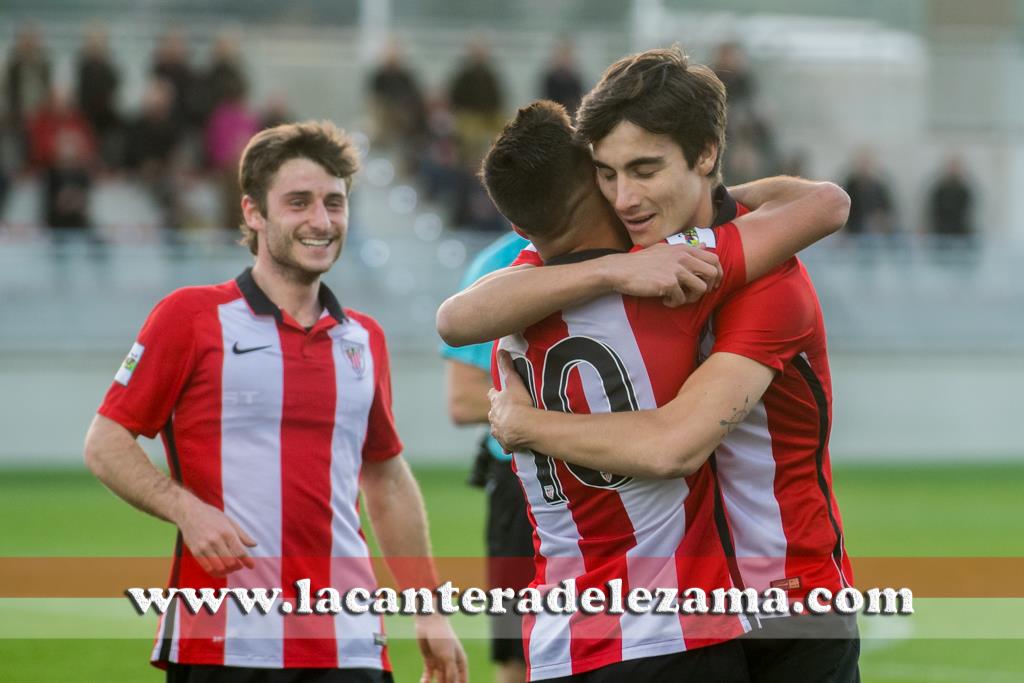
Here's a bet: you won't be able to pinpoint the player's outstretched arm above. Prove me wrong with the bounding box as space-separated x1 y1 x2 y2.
489 351 774 478
361 456 468 683
730 176 850 282
84 414 257 576
436 244 723 347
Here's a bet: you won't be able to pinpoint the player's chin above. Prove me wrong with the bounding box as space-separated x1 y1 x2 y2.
631 226 663 248
296 248 341 273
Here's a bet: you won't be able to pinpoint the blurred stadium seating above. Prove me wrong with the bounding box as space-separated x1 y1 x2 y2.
2 1 1022 464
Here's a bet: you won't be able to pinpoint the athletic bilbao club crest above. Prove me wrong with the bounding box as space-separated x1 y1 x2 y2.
343 343 367 378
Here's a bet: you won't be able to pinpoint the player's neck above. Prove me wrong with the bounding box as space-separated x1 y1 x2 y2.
535 194 629 260
689 181 716 229
250 260 324 328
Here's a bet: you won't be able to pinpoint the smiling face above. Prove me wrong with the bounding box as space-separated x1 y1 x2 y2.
592 120 717 247
243 157 348 283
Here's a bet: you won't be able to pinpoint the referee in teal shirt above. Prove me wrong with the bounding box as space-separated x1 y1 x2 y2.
440 231 532 680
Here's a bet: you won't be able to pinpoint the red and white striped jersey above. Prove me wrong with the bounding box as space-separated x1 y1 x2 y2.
99 268 401 671
496 225 750 681
703 256 854 605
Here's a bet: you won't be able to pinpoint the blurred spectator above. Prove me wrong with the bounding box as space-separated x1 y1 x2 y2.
927 156 974 238
710 42 781 185
0 133 10 215
205 80 259 173
449 39 504 119
124 79 184 230
367 41 427 152
712 41 756 110
27 87 97 171
260 90 295 130
45 130 94 231
417 93 461 205
152 30 197 132
76 27 120 164
448 39 506 230
4 24 52 126
4 24 52 165
722 107 780 184
205 79 259 229
842 149 897 235
540 37 584 116
199 30 248 130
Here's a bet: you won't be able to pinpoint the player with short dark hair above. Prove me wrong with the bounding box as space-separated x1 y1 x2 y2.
575 46 728 185
85 120 466 683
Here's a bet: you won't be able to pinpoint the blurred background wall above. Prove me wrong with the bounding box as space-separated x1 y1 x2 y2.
1 0 1022 465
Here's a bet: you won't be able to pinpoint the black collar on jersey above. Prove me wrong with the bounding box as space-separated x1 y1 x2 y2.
708 184 739 227
546 248 626 266
236 267 347 323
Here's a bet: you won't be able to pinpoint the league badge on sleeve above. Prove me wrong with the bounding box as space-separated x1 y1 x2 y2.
666 227 717 248
114 342 145 386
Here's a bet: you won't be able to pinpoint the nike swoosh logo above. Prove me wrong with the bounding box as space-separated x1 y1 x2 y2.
232 342 272 355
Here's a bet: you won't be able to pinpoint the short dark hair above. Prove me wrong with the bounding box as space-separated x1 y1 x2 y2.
480 100 594 240
238 120 359 254
576 46 727 182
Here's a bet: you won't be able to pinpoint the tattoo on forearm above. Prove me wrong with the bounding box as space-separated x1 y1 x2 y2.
719 396 752 433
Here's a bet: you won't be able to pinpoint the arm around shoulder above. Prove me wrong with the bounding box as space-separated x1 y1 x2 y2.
436 261 612 347
732 178 850 281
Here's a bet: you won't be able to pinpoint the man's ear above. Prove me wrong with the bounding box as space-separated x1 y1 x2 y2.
697 142 718 176
241 195 265 232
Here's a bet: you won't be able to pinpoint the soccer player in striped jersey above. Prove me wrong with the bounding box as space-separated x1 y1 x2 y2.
444 47 858 682
437 94 845 680
84 121 466 682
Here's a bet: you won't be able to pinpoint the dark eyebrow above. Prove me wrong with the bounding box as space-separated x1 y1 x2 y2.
625 156 664 170
283 191 346 202
592 156 665 172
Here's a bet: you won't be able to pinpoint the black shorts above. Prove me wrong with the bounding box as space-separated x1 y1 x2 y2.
166 663 393 683
485 453 534 664
741 614 860 683
543 639 749 682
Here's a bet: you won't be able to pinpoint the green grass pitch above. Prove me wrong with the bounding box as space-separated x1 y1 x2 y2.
1 462 1022 682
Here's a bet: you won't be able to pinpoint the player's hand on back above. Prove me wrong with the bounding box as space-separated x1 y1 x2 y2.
416 613 468 683
600 242 722 307
488 350 535 452
175 495 258 576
